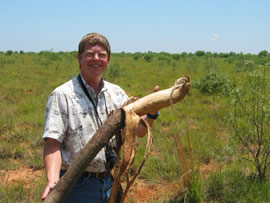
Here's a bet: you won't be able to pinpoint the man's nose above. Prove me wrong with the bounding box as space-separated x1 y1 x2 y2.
93 53 100 60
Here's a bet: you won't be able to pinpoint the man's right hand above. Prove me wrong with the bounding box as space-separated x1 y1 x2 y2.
41 181 58 200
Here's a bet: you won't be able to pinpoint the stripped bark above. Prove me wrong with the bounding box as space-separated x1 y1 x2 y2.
124 76 190 116
44 76 190 203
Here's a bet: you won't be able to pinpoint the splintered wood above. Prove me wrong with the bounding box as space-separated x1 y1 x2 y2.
109 109 152 203
109 75 190 202
44 75 190 203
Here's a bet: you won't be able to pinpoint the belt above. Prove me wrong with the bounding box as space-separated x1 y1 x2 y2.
81 171 108 179
60 170 108 179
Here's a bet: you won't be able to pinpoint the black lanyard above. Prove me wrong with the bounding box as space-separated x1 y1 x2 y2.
77 74 104 128
77 74 127 172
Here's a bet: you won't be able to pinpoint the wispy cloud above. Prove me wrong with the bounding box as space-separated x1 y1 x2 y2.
211 32 220 41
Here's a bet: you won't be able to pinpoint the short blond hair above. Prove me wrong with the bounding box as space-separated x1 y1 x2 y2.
78 33 111 56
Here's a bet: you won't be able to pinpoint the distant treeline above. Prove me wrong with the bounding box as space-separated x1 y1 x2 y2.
1 50 269 58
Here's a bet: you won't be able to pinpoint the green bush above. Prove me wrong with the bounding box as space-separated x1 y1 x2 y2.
227 65 270 180
5 50 13 55
104 63 121 82
195 71 232 97
144 53 153 62
133 52 143 60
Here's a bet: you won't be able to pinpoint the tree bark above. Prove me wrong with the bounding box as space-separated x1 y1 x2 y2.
44 77 190 203
44 109 126 203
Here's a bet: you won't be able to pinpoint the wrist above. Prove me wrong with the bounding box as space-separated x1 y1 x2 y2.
147 111 160 120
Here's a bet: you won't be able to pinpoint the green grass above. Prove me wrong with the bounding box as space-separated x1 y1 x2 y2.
204 168 270 202
0 51 270 201
0 177 47 203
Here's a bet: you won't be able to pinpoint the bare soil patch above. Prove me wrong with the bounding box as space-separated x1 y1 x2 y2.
0 160 221 201
126 179 177 202
200 160 223 178
0 167 43 187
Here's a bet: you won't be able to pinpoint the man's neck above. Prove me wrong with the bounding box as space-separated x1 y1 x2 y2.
88 80 102 95
81 72 102 95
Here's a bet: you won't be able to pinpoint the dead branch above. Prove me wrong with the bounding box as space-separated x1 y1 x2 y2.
44 76 190 203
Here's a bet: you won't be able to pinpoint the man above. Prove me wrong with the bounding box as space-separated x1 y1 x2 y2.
41 33 160 202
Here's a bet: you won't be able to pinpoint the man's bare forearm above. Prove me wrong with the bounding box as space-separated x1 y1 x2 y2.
44 138 62 184
41 138 62 200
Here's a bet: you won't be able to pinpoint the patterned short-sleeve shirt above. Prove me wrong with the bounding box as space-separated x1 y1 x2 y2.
43 74 129 172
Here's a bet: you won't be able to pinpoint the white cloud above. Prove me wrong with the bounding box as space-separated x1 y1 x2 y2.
211 33 220 41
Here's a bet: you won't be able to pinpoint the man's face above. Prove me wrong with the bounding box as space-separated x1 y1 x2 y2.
78 43 110 80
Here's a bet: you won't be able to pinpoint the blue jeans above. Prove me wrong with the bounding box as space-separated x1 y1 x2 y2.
60 170 112 203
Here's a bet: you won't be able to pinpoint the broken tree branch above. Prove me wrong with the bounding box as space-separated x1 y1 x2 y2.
44 76 190 203
124 76 190 116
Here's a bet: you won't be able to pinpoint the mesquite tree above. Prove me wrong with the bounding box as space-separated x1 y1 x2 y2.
228 64 270 180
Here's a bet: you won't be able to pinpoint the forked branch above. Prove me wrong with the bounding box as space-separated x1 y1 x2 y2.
44 75 191 203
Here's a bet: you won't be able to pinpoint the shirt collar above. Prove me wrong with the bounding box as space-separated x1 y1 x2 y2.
79 73 107 96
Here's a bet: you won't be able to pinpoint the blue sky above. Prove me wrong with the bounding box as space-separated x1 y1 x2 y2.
1 0 269 54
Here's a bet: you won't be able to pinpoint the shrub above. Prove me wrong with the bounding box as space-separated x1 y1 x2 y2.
158 54 171 66
104 63 120 82
5 50 13 55
195 71 231 96
227 64 270 180
172 54 181 61
258 50 268 57
195 50 205 57
133 52 143 60
144 53 153 62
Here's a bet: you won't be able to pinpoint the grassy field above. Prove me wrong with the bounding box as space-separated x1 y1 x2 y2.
1 50 270 202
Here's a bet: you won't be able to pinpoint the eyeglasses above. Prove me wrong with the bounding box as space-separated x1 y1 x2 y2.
84 52 108 59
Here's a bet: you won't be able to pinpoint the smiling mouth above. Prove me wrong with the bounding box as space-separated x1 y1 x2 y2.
91 65 102 68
